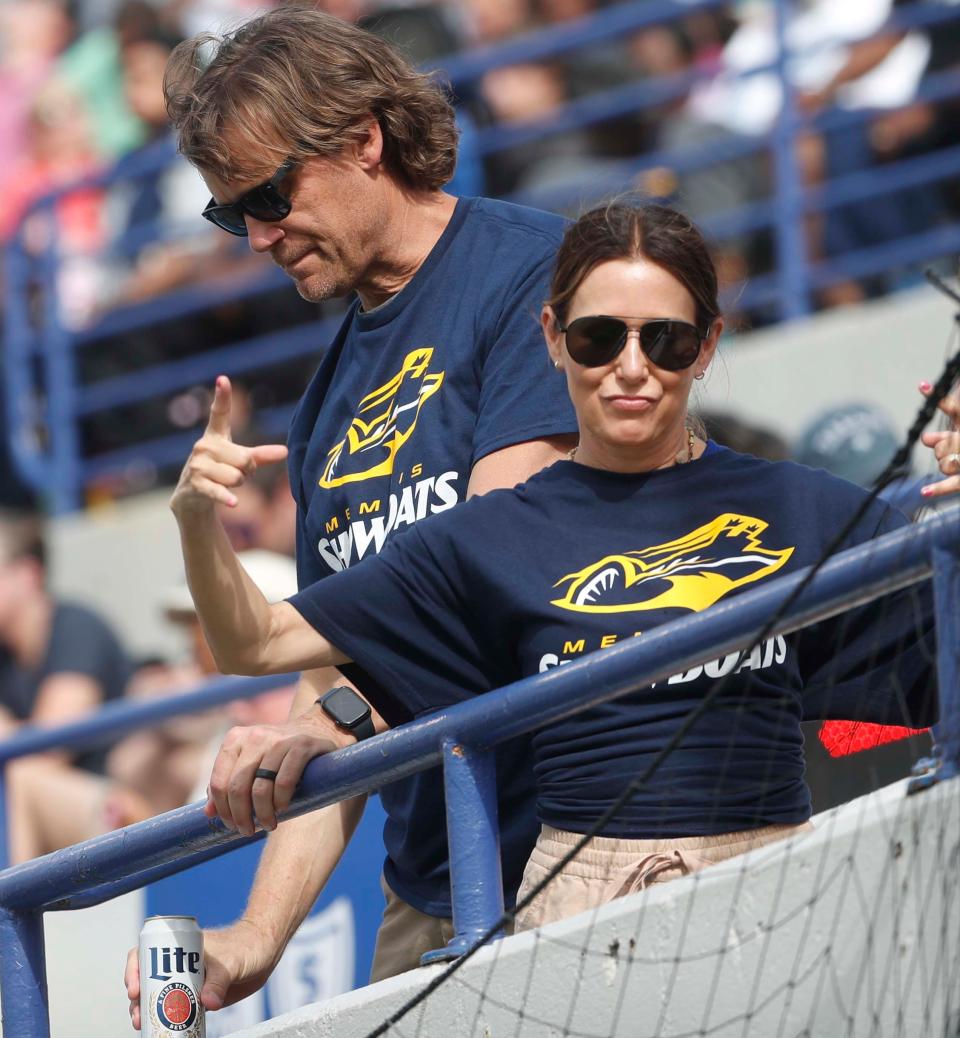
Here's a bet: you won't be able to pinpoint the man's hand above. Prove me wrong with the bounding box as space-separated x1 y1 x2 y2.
125 919 280 1030
205 706 355 837
920 380 960 500
170 376 288 517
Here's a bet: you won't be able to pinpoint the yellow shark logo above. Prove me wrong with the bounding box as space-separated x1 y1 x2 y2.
319 348 444 488
551 514 794 614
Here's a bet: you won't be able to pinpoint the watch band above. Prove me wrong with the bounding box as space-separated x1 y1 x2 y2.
350 714 376 742
316 689 375 742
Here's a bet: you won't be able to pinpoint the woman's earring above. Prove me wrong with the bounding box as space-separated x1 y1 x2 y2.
695 370 705 381
554 360 561 370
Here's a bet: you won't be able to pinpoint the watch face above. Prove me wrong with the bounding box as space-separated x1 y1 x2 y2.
324 687 371 728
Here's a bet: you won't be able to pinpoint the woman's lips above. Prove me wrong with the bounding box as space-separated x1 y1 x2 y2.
604 395 656 411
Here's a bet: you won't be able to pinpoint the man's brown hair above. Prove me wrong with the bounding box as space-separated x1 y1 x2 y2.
164 6 458 188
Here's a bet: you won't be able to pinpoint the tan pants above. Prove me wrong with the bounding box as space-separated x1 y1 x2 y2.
369 875 455 982
369 873 522 982
515 821 812 932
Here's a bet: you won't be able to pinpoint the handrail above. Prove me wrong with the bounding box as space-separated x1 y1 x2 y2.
0 672 294 769
0 672 295 870
0 505 957 1035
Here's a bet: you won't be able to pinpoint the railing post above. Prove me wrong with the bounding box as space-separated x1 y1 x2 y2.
421 739 505 965
0 766 10 871
0 907 50 1037
911 545 960 791
771 0 810 320
38 203 81 515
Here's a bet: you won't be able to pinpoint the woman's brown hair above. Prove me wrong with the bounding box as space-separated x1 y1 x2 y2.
546 200 720 332
163 6 458 188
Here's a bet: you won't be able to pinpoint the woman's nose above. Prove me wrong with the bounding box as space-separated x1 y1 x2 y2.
616 330 648 380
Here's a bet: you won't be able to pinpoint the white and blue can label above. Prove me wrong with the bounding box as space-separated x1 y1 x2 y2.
139 915 205 1038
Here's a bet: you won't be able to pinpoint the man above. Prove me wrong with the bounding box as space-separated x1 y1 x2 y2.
0 508 134 860
126 6 576 1027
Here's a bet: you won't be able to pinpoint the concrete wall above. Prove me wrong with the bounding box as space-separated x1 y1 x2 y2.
700 284 955 444
47 487 189 663
228 776 960 1038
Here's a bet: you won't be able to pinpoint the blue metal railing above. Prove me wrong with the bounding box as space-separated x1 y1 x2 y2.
5 0 960 512
0 673 294 870
0 506 957 1035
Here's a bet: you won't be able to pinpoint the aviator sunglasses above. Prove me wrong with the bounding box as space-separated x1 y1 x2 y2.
557 315 709 370
202 158 297 236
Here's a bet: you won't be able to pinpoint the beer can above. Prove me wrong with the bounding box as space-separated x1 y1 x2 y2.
139 915 205 1037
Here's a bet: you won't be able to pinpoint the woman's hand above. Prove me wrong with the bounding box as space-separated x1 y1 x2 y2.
204 706 355 836
170 376 288 517
920 380 960 500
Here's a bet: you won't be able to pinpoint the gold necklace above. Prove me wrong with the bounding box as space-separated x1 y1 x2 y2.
567 427 697 465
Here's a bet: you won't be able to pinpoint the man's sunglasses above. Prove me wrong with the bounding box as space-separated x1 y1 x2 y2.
202 159 297 237
557 315 708 370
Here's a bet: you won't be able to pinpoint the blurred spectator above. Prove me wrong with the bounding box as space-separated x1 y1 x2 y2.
793 402 903 488
0 504 140 860
808 0 960 304
96 24 255 311
0 79 107 325
686 0 942 309
8 548 298 862
0 0 77 187
0 508 130 767
480 59 597 195
360 2 462 65
462 0 534 47
107 549 299 816
57 0 163 163
0 78 104 248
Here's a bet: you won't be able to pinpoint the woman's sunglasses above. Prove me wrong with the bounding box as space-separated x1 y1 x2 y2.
201 159 297 237
557 315 708 370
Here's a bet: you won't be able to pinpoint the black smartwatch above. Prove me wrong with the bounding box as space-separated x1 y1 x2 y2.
318 686 375 742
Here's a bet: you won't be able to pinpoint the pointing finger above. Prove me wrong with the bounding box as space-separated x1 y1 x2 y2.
206 376 233 439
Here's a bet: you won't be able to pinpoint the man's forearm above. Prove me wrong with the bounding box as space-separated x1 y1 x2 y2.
243 795 367 950
239 666 368 948
176 508 278 672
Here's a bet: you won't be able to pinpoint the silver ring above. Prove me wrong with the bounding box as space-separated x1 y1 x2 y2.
948 452 960 469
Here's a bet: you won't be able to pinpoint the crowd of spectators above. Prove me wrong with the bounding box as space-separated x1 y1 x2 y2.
1 0 959 511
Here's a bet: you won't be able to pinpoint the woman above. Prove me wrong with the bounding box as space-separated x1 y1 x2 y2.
174 201 936 930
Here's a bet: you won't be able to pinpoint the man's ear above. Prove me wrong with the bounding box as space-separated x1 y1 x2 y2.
542 306 564 370
355 117 384 171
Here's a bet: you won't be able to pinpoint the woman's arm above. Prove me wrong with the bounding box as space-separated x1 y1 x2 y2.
171 377 350 676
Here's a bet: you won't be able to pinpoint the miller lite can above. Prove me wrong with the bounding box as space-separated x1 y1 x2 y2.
139 915 205 1037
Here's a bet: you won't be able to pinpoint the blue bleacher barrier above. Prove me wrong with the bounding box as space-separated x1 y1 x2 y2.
4 0 960 513
0 509 957 1035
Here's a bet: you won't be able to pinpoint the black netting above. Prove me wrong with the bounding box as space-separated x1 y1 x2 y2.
363 276 960 1038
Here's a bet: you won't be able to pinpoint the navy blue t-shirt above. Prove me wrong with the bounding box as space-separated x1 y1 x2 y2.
290 446 936 841
286 196 577 915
